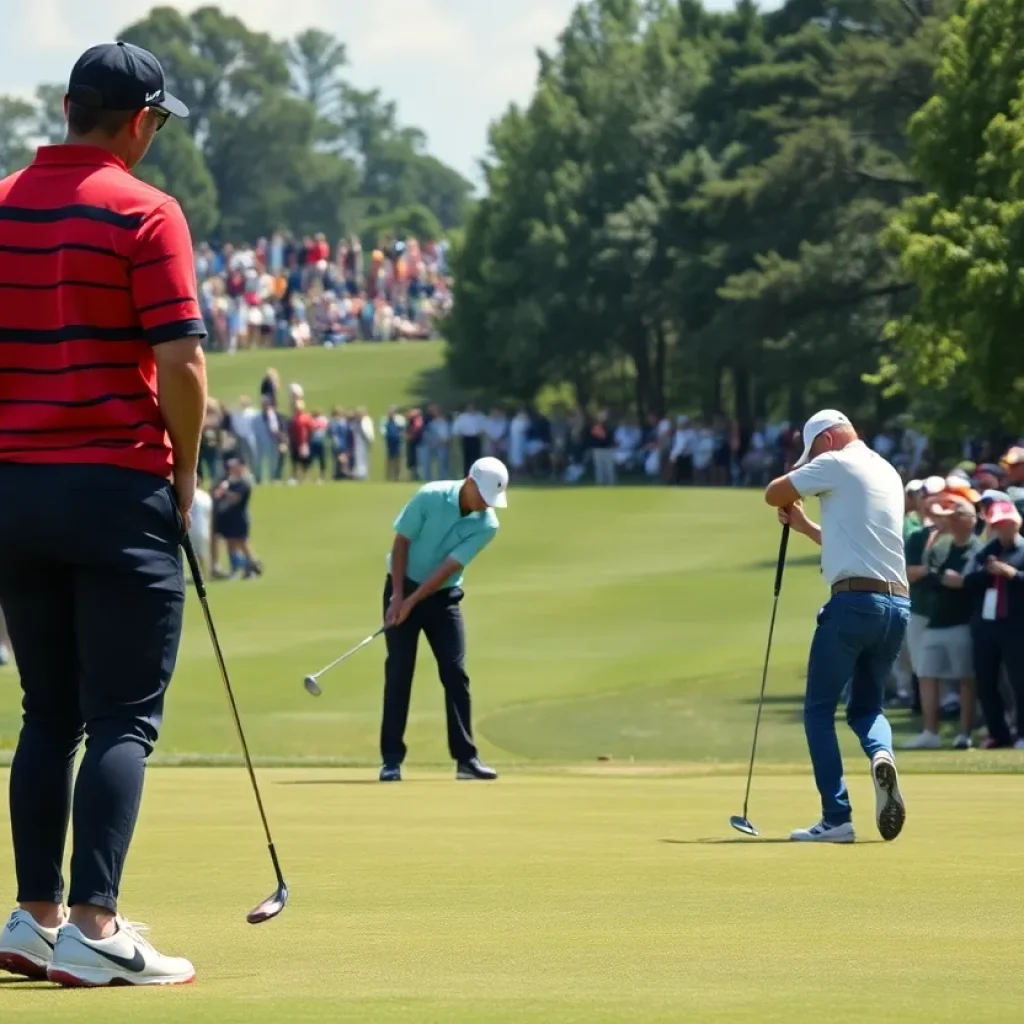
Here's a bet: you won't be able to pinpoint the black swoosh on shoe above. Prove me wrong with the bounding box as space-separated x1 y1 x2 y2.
71 937 145 973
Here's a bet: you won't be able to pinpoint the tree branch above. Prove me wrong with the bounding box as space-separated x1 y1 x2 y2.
855 168 918 189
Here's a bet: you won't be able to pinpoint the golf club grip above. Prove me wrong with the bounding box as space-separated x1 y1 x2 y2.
774 525 790 596
181 533 208 599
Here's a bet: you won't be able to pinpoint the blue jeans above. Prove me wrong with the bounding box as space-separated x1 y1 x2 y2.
805 592 910 825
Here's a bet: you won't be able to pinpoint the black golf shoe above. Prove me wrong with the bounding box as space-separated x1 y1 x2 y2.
456 758 498 781
379 764 401 782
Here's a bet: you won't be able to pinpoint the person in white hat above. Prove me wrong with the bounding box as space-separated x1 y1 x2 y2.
377 457 509 783
764 409 909 844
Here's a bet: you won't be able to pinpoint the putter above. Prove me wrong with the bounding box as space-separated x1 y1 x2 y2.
182 534 289 924
730 524 790 838
304 627 386 696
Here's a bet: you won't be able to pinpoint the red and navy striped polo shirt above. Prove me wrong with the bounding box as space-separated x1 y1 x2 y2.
0 145 206 478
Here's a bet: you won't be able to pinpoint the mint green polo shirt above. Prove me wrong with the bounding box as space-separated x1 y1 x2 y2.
387 481 499 588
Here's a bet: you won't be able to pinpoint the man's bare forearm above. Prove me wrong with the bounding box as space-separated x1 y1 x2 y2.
409 557 462 605
156 339 207 475
390 536 410 598
799 521 823 546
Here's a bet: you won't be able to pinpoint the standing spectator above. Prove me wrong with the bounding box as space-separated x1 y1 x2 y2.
526 409 552 477
198 401 223 486
351 407 375 480
405 408 424 480
453 403 486 475
508 408 530 477
287 399 314 484
260 367 280 408
232 395 259 468
253 395 281 483
614 414 642 475
213 457 262 578
671 416 695 484
905 497 981 750
382 407 405 481
308 409 329 484
692 422 715 486
485 406 509 460
422 405 451 481
1001 447 1024 520
589 411 616 486
328 407 353 479
952 501 1024 748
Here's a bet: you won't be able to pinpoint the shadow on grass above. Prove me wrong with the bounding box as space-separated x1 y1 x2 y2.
277 779 382 786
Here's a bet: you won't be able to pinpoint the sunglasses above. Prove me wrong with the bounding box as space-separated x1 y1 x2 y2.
149 108 171 132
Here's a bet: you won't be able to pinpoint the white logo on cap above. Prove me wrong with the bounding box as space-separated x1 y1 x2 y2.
145 90 162 103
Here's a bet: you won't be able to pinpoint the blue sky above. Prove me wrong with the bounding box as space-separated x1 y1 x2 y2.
1 0 749 185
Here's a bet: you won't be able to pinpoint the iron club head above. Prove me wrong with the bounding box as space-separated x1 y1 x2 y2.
246 881 289 925
729 814 760 837
303 675 322 697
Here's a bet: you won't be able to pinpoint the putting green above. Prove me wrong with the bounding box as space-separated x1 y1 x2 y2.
2 768 1021 1022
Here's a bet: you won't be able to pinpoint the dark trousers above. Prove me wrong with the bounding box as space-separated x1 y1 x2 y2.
972 620 1024 745
0 464 184 912
461 435 482 475
380 575 476 765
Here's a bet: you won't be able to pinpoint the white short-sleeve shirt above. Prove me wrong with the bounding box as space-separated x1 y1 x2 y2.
789 440 907 588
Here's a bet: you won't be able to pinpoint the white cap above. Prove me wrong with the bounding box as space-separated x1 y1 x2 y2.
469 457 508 508
905 479 923 493
923 475 946 495
980 488 1010 504
794 409 852 467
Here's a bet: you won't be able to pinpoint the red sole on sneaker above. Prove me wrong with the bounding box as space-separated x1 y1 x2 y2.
48 968 196 988
0 952 49 980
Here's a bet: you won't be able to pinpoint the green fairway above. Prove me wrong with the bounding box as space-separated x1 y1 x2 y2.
2 769 1022 1023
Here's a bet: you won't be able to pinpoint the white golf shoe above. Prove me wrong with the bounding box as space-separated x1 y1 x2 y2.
48 918 195 987
902 730 941 750
872 751 906 842
0 909 61 979
790 820 855 843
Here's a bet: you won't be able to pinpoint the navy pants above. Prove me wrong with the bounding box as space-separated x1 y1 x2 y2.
805 592 910 825
972 620 1024 746
380 576 477 765
0 464 184 912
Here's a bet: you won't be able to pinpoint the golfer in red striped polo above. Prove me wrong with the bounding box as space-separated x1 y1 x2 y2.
0 42 206 987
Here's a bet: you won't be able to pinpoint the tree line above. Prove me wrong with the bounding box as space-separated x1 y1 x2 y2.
448 0 1024 441
0 5 473 247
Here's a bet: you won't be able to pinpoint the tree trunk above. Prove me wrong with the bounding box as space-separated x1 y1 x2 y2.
631 321 651 420
788 383 805 425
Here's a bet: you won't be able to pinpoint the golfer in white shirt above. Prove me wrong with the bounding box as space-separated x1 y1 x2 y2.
765 409 909 844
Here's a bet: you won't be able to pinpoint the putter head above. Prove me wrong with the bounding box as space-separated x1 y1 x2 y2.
729 815 760 837
247 882 289 925
303 675 322 697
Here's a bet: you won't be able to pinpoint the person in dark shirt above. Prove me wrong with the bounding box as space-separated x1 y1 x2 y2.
945 501 1024 748
213 457 261 579
912 497 982 749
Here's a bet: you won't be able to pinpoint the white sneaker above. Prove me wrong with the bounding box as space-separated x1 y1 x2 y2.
790 820 855 843
872 751 906 841
48 919 195 988
953 733 973 751
0 909 61 979
902 730 941 750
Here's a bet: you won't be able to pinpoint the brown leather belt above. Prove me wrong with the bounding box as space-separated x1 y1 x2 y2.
831 577 909 599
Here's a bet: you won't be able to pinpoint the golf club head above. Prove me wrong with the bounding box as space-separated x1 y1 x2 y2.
246 882 289 925
729 815 760 837
303 675 322 697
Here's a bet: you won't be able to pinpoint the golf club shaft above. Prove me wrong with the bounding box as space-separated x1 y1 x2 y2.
312 628 385 682
740 524 790 818
182 534 279 858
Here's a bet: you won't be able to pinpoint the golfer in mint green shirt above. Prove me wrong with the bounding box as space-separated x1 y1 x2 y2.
378 457 508 783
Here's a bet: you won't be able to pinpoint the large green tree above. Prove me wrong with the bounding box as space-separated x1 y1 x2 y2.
882 0 1024 431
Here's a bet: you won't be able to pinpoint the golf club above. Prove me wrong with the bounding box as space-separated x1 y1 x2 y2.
730 523 790 838
182 534 289 924
304 627 386 696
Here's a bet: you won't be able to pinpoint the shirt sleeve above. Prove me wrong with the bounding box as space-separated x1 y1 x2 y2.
130 199 207 345
393 490 428 540
450 527 497 569
788 454 841 498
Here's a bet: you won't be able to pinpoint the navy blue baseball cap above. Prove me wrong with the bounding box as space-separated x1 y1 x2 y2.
68 41 188 118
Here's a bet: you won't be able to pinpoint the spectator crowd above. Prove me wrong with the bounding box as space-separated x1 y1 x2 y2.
195 233 453 352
